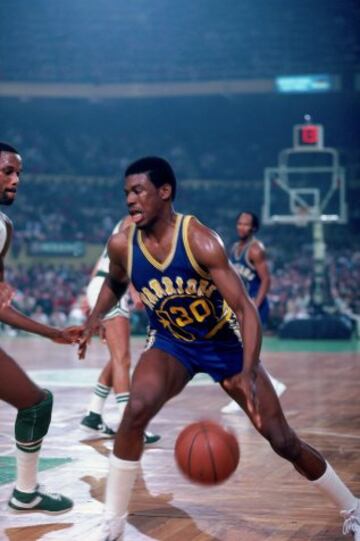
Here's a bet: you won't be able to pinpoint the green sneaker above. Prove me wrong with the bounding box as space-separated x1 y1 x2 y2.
8 486 73 515
144 431 161 445
80 412 115 438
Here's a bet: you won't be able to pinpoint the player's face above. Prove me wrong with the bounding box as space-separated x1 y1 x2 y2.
0 151 22 206
236 213 254 241
125 173 165 229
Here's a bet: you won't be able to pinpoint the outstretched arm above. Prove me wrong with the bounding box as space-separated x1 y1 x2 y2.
0 228 77 343
0 304 78 342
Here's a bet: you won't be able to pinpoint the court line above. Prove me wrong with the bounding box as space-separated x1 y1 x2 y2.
301 429 360 440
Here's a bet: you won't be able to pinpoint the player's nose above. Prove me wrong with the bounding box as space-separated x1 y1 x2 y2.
10 172 20 185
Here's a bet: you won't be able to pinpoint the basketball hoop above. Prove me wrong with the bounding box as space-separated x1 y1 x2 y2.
294 207 310 227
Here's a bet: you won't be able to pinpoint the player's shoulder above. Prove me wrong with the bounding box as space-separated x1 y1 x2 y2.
187 215 222 245
185 215 226 261
0 211 12 253
251 237 266 250
114 215 133 234
248 237 266 258
106 223 134 265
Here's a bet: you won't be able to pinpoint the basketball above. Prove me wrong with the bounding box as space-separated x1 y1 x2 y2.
175 420 240 485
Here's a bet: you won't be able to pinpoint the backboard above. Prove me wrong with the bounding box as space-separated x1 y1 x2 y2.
262 117 347 225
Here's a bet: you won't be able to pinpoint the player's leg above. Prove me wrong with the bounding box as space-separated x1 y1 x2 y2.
221 302 286 414
80 276 115 437
221 366 360 537
81 276 119 437
98 348 190 540
106 314 161 445
0 347 73 514
82 315 132 438
105 315 131 420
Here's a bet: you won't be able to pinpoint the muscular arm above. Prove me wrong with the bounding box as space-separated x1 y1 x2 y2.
189 219 262 375
249 241 271 308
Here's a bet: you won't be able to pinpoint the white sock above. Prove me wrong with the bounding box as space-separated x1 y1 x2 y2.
105 453 139 521
15 448 39 493
115 392 130 423
312 461 357 511
88 383 111 415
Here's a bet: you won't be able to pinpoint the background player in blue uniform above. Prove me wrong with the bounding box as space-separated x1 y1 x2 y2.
222 211 286 413
79 157 360 541
0 142 78 514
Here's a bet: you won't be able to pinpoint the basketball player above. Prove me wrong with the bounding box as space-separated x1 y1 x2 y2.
221 211 286 413
0 142 79 514
79 157 359 541
80 217 160 444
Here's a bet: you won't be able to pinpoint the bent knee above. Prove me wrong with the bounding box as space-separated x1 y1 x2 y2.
124 395 157 429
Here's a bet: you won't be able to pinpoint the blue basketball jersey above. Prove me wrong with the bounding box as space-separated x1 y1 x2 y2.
229 240 261 298
128 214 241 347
229 239 269 324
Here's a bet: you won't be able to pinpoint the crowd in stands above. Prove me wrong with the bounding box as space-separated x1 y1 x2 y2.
2 238 360 337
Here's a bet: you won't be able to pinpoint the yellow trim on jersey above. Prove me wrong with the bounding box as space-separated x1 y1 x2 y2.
204 303 232 339
182 216 211 279
127 224 136 278
137 213 182 272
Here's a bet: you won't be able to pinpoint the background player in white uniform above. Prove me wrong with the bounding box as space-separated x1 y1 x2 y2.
0 142 79 514
80 217 160 444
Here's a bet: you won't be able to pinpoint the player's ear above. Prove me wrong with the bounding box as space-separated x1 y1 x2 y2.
159 183 172 201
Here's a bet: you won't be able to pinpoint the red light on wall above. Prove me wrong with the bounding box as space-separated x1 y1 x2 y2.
301 125 319 144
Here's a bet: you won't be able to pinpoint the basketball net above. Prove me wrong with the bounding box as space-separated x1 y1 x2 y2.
294 207 311 228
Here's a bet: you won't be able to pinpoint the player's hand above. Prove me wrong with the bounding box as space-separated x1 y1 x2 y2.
0 282 15 310
78 317 102 360
52 326 84 344
223 370 261 429
129 284 144 310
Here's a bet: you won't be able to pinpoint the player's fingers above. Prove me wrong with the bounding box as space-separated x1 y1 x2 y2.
78 337 90 359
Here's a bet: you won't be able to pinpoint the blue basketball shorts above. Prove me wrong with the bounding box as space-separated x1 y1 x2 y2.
147 332 244 382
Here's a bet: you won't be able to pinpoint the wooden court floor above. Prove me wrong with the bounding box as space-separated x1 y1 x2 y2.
0 336 359 541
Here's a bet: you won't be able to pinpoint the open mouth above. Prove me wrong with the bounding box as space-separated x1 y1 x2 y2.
129 209 143 224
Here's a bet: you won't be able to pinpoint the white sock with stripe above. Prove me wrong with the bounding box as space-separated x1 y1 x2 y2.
15 448 39 493
115 392 130 423
104 454 139 524
312 461 357 511
88 383 111 416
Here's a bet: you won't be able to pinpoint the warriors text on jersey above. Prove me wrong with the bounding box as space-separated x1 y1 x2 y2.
128 214 241 345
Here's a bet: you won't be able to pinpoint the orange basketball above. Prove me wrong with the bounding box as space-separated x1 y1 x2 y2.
175 420 240 485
